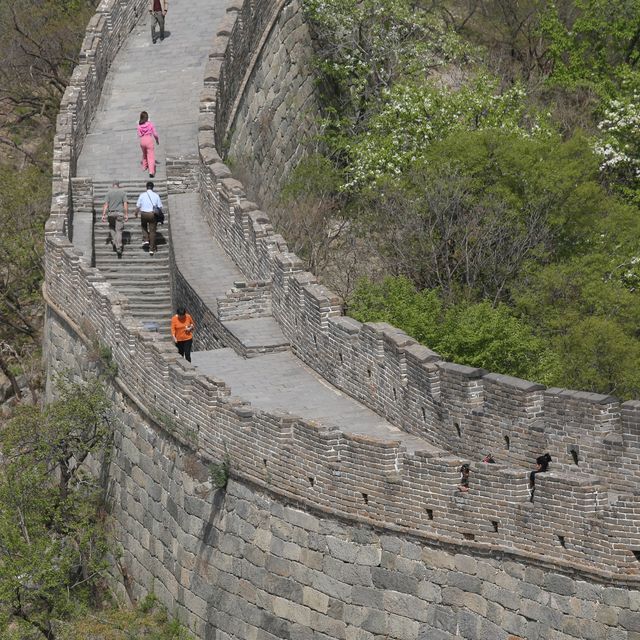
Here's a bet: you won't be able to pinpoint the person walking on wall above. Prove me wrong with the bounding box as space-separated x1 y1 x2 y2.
101 180 128 258
135 181 163 256
149 0 168 43
137 111 160 178
528 453 552 501
171 307 195 362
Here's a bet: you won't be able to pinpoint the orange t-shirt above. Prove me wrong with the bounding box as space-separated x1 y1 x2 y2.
171 313 194 342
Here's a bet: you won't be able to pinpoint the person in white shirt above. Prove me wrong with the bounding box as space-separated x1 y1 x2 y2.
135 181 163 256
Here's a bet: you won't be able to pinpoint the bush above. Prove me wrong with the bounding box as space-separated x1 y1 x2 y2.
349 276 559 384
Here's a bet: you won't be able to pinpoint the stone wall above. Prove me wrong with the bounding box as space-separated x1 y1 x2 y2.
42 305 640 639
42 231 640 577
49 340 640 640
110 427 640 640
43 0 640 635
214 0 319 211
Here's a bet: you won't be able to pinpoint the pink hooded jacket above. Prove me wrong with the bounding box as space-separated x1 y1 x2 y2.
137 121 158 139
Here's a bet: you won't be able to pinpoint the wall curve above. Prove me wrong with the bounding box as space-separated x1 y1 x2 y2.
41 312 640 638
43 0 640 636
215 0 320 211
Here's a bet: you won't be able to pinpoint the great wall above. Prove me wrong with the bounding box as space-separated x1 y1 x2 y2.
43 0 640 637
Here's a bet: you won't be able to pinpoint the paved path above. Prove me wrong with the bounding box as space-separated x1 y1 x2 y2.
78 0 226 178
192 349 437 453
75 0 439 452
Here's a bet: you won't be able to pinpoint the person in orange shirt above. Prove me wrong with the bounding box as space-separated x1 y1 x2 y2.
171 307 194 362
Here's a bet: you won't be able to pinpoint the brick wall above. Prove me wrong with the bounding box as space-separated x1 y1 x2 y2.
44 326 640 638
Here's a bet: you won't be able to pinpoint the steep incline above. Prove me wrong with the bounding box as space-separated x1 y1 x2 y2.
93 179 172 336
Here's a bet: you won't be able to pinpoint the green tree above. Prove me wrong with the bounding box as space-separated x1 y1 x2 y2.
350 129 617 302
0 0 98 164
349 276 559 384
0 377 113 640
541 0 640 92
555 316 640 398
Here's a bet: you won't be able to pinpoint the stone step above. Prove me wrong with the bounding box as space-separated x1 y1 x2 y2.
92 177 173 343
102 277 171 287
99 265 171 274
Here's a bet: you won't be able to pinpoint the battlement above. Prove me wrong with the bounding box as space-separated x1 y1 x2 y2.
43 0 640 584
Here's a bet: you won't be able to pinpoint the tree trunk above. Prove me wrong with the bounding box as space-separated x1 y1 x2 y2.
0 352 22 400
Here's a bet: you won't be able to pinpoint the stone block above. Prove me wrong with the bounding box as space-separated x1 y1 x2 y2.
371 568 419 595
544 573 576 597
324 557 372 587
387 613 420 640
605 588 631 608
447 572 483 595
620 610 640 632
326 536 381 566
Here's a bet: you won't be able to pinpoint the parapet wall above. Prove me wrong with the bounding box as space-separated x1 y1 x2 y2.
44 0 640 619
43 317 640 638
213 0 319 210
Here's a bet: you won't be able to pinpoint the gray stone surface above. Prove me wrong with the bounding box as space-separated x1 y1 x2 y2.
77 0 224 179
43 0 640 637
192 348 435 452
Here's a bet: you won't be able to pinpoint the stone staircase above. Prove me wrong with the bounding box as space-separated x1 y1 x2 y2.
93 179 173 338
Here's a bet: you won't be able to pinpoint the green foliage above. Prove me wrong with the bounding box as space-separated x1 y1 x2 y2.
553 316 640 397
0 376 113 639
350 129 619 300
302 0 473 141
343 75 550 189
209 448 231 489
514 252 640 398
349 276 560 384
348 275 441 344
595 71 640 204
55 597 193 640
0 166 49 348
288 1 640 400
95 343 118 379
0 0 98 148
540 0 640 93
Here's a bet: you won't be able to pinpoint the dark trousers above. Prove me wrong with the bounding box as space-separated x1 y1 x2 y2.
107 213 124 251
176 339 192 362
151 11 165 41
140 211 157 251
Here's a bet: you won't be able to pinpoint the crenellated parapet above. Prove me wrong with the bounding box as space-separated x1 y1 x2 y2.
194 0 640 575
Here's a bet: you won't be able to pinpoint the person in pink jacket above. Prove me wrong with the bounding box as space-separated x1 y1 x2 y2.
137 111 160 178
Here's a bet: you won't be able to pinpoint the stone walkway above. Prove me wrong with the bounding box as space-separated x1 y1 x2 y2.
78 0 226 178
76 0 439 452
192 349 436 452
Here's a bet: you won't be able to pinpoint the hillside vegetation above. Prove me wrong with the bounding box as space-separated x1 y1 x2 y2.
0 3 194 638
0 0 98 393
275 0 640 399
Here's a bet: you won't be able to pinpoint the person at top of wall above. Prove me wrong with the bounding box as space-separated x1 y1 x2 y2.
149 0 168 43
528 453 552 501
458 464 470 492
482 453 496 464
137 111 159 178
